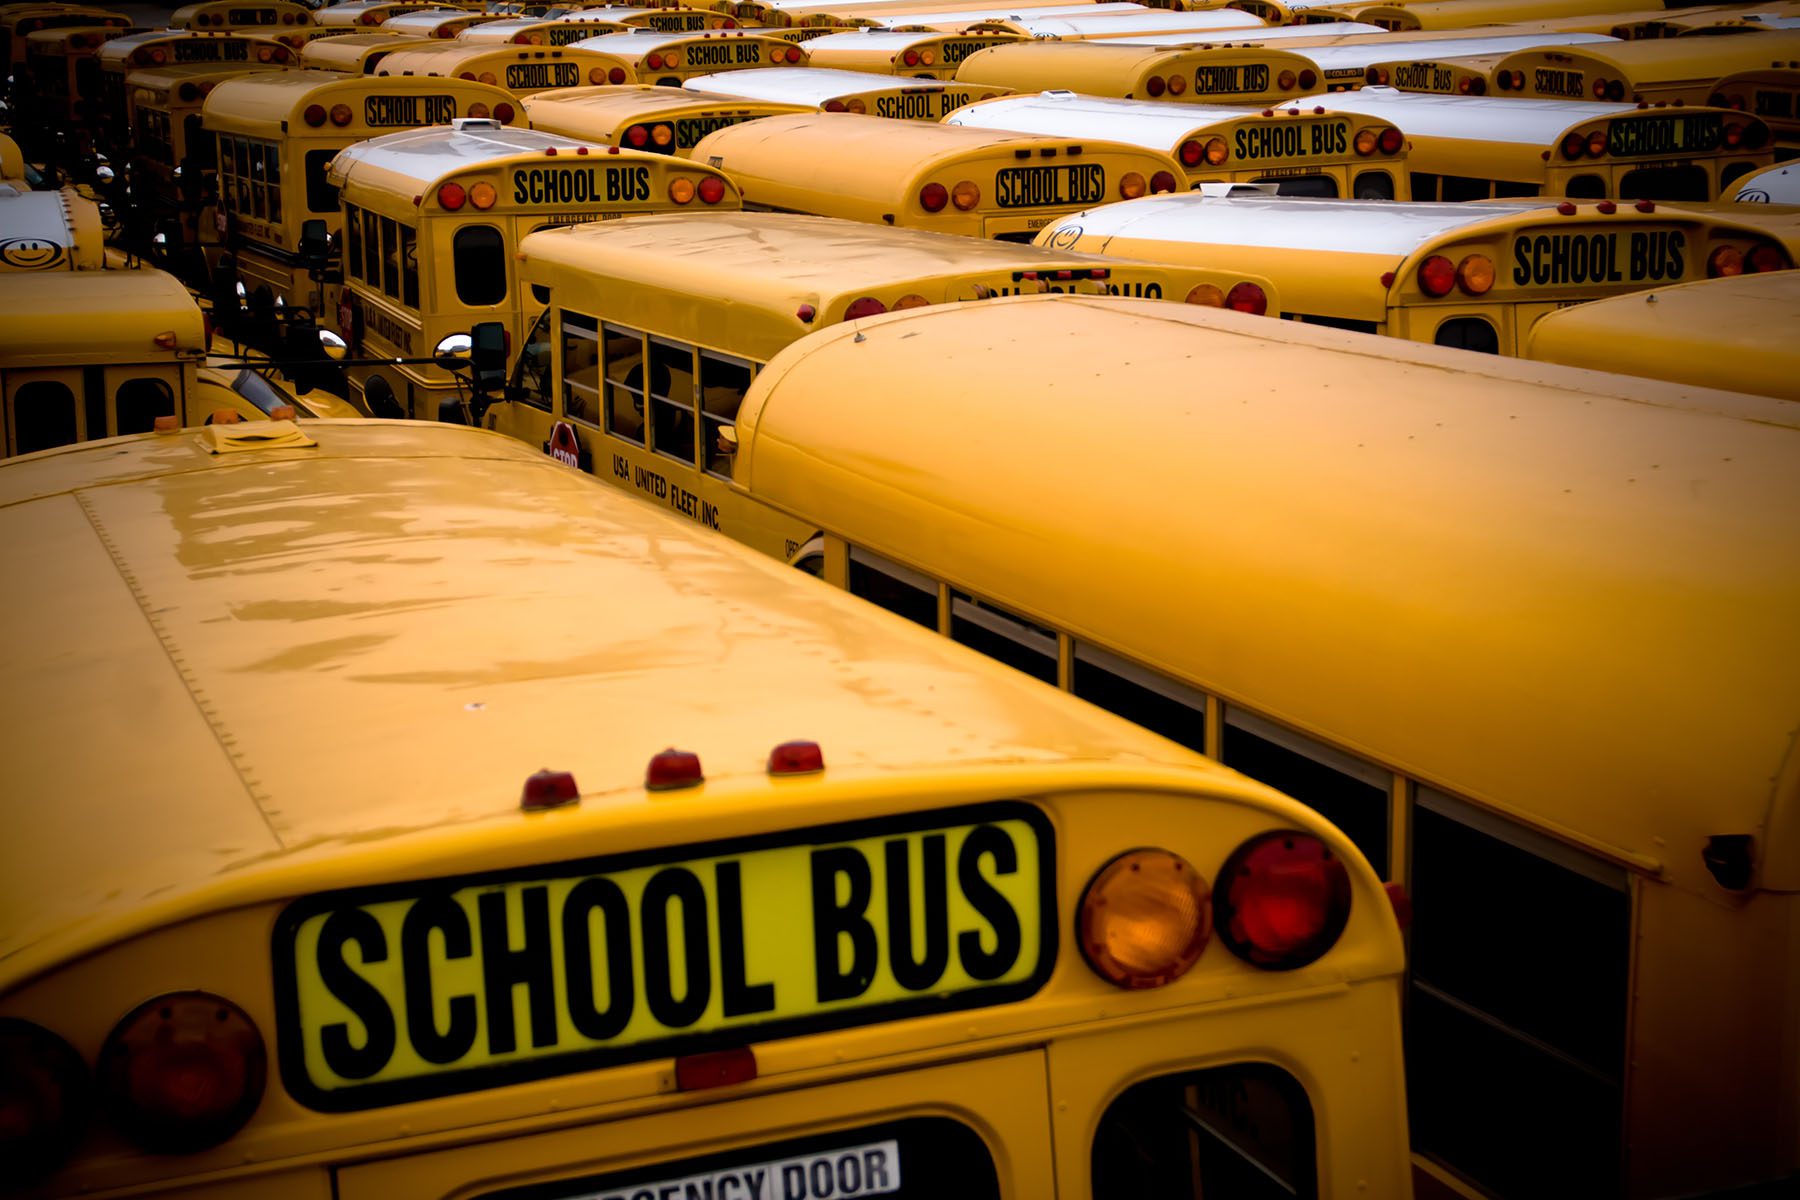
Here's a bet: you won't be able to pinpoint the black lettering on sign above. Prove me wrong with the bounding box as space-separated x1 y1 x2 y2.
940 39 986 65
511 165 651 205
717 862 776 1017
1509 229 1685 286
1192 63 1269 97
733 41 760 64
317 910 397 1080
1234 121 1343 161
1533 67 1584 98
811 847 877 1003
874 92 942 120
885 836 950 991
1105 281 1164 299
689 42 733 66
640 868 711 1028
994 162 1105 208
676 114 743 146
478 886 559 1054
546 25 589 45
173 38 236 61
644 12 702 30
364 93 457 127
400 894 477 1064
505 60 579 90
561 876 634 1039
958 825 1021 979
1755 89 1794 120
1607 113 1721 158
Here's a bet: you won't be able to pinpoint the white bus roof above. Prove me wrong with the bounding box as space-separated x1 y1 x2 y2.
570 27 763 51
0 187 98 270
1097 21 1386 43
1294 86 1639 145
863 3 1153 26
683 65 966 102
946 91 1293 145
801 28 1006 49
1731 160 1800 204
1046 193 1552 257
974 10 1265 36
1296 31 1619 74
461 12 627 38
328 118 601 188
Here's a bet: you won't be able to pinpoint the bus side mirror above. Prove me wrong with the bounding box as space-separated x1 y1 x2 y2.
469 321 507 395
318 329 347 362
298 218 330 264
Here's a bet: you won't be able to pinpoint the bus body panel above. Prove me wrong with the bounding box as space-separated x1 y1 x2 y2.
954 41 1329 104
297 31 435 72
795 29 1022 79
373 43 641 91
1494 33 1800 104
523 85 814 152
684 66 1009 118
1732 158 1800 201
457 15 634 45
567 29 811 82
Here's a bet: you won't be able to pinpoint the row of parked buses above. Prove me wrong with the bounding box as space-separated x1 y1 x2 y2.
2 0 1799 1198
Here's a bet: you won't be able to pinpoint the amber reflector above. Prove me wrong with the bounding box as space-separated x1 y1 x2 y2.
1080 850 1211 989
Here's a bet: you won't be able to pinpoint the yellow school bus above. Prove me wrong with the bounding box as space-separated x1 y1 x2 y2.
487 211 1275 541
718 288 1800 1200
0 415 1410 1200
0 3 127 71
1283 30 1622 93
316 0 447 27
329 120 741 419
693 112 1184 240
947 91 1408 197
203 71 523 319
171 0 316 31
1034 193 1791 353
99 31 297 151
967 7 1267 39
374 42 641 90
0 131 32 185
1304 87 1773 201
797 28 1020 79
297 30 434 71
378 6 505 38
685 67 1008 118
566 29 808 85
955 41 1327 104
523 84 813 153
20 24 130 135
0 267 207 454
1492 32 1800 104
457 14 634 44
1346 0 1655 32
557 4 747 32
0 184 104 271
1710 68 1800 152
742 0 1127 23
1524 267 1800 401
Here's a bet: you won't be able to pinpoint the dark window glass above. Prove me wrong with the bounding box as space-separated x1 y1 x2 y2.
1721 161 1756 189
1261 173 1338 197
380 215 398 298
13 380 78 454
649 337 695 465
1093 1063 1317 1200
452 224 506 306
1073 644 1205 752
951 591 1056 684
359 205 378 286
1493 179 1540 198
1618 165 1708 201
483 1118 998 1200
304 148 337 214
1441 174 1493 202
559 310 598 422
1297 313 1380 335
1408 795 1628 1197
1567 173 1611 200
1410 171 1440 201
1222 711 1389 877
1352 169 1395 200
115 377 176 435
1434 317 1500 355
399 224 418 307
700 350 751 479
601 323 646 445
848 547 937 629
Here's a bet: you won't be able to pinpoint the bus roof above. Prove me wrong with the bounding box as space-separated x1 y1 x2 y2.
1524 269 1800 402
124 59 283 92
971 9 1265 37
1493 30 1800 77
1732 160 1800 203
524 81 812 120
1294 30 1619 74
1094 21 1388 42
569 27 785 51
0 418 1230 985
682 64 978 102
327 119 602 191
0 186 102 270
459 14 631 41
1294 85 1644 145
801 27 1008 48
0 267 204 366
945 90 1358 143
734 293 1800 890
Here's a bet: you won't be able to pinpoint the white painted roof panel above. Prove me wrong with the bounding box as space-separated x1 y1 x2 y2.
1293 86 1635 145
947 91 1282 149
685 66 962 101
328 120 601 186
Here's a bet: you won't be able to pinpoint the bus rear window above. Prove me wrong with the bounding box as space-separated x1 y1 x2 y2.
453 224 507 306
305 149 338 215
12 379 77 454
480 1118 999 1200
1093 1062 1317 1200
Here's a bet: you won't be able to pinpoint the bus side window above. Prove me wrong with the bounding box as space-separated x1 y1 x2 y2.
1493 180 1539 198
12 379 78 454
601 322 646 445
848 545 938 629
115 378 176 436
951 590 1057 685
1092 1062 1317 1200
1072 641 1206 753
305 149 339 215
1440 174 1492 202
452 225 507 306
559 310 599 422
649 337 696 466
346 206 362 278
1221 705 1391 877
400 224 418 308
360 207 379 288
1409 171 1439 202
1408 787 1628 1197
700 349 752 479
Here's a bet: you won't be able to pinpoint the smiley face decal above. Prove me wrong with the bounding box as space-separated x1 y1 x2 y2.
0 236 69 270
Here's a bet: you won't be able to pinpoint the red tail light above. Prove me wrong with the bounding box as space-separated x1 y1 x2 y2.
918 181 948 212
1748 242 1788 273
495 101 516 124
1150 170 1176 193
330 103 353 126
1179 138 1202 166
609 66 628 84
438 181 467 210
698 176 725 204
646 50 664 68
1226 281 1267 315
1560 131 1586 160
1214 831 1352 971
1298 69 1316 89
303 102 327 126
0 1020 90 1181
626 123 649 147
902 47 919 66
1146 74 1165 97
1418 253 1456 297
1378 126 1403 154
97 993 267 1152
784 45 801 63
845 296 887 319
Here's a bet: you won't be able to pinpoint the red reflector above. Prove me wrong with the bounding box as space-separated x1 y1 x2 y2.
1556 201 1577 216
1635 199 1655 213
1597 199 1617 214
795 303 817 322
97 993 266 1153
154 415 179 433
768 740 824 775
646 748 703 790
1214 831 1352 970
1379 270 1396 288
919 182 948 212
675 1047 756 1091
1225 281 1266 315
1418 254 1456 297
520 769 579 810
845 296 887 319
